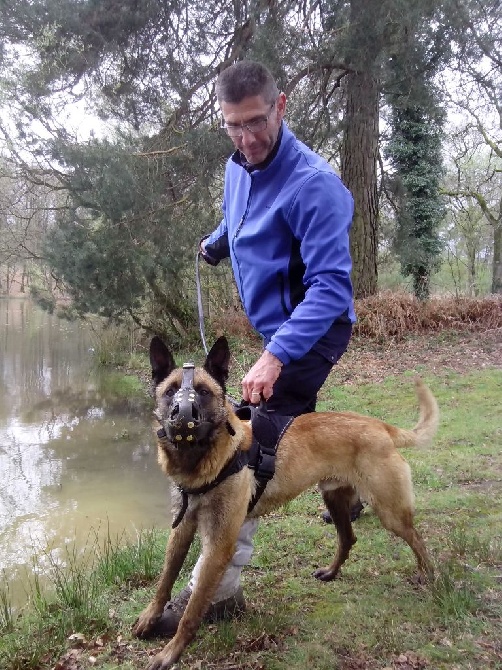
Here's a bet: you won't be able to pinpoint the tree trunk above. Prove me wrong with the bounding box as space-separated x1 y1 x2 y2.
341 69 379 298
466 241 477 297
20 265 27 293
492 217 502 294
6 265 13 294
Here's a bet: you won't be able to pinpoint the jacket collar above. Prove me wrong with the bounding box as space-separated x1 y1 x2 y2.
231 123 288 173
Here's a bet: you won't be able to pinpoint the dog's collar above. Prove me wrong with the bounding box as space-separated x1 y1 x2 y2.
172 448 249 528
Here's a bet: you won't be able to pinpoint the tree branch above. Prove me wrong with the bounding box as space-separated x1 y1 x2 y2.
285 62 355 96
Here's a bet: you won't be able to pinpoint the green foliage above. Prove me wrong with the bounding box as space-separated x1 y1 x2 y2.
387 107 446 297
386 101 446 300
37 128 228 346
0 579 14 632
45 212 145 317
382 2 450 299
96 528 164 586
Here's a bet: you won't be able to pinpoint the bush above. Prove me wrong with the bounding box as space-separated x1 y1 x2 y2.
352 292 502 341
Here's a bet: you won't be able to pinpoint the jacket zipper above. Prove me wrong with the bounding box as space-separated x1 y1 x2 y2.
234 176 253 239
231 177 254 315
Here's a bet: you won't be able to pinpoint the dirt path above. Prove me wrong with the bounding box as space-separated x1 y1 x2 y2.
330 327 502 384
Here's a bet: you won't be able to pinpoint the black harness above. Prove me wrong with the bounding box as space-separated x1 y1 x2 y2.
170 446 249 528
235 404 293 512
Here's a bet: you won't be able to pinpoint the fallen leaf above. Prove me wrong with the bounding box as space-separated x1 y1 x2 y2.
67 633 87 647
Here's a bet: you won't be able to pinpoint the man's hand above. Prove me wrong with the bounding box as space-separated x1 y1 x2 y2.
242 350 283 403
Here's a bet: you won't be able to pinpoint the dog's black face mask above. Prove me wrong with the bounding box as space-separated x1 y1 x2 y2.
151 336 233 449
161 363 213 448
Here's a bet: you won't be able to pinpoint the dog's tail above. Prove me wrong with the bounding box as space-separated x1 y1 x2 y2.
395 378 439 449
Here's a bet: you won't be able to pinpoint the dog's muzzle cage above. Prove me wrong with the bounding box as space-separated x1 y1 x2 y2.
157 362 213 447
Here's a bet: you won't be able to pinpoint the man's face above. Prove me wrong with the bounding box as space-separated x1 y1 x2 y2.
220 93 286 165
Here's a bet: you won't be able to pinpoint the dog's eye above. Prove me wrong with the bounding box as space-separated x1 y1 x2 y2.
164 388 175 398
199 388 210 397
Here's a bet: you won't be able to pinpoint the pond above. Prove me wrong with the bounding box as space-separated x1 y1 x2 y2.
0 299 171 608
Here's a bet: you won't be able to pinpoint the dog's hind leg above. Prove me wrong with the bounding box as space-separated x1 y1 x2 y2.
375 506 433 583
367 463 434 583
313 485 357 581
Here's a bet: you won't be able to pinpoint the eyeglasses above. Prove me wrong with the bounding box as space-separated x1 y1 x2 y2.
220 103 276 137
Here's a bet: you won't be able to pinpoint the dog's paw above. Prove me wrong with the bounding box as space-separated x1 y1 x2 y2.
132 604 163 638
146 645 181 670
312 566 339 581
146 654 169 670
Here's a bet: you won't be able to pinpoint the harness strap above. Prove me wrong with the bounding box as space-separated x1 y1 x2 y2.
234 404 293 514
172 447 249 528
248 417 293 513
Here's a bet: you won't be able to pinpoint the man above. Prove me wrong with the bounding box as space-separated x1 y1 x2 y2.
155 60 356 634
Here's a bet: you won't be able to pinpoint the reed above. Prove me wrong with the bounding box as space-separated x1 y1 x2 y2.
0 527 165 670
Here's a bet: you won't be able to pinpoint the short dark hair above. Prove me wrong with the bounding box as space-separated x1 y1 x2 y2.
216 61 279 105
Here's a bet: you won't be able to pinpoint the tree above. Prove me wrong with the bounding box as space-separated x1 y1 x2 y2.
339 0 382 298
443 197 492 298
0 0 241 338
443 0 502 293
41 129 231 342
0 0 293 336
382 1 450 299
442 127 502 295
0 0 378 304
385 102 445 299
0 155 58 296
1 0 497 332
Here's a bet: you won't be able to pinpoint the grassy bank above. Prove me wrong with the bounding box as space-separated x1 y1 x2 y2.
1 341 501 669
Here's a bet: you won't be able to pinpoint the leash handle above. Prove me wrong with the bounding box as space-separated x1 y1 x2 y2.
195 250 209 356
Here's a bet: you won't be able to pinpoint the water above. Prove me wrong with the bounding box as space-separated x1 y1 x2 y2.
0 299 171 607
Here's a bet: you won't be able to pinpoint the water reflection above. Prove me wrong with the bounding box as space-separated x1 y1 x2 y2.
0 299 170 607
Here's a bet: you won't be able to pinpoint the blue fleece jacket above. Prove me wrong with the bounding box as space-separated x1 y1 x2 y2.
203 122 356 365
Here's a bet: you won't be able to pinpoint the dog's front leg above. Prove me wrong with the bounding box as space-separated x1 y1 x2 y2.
146 499 247 669
146 539 239 669
133 516 197 638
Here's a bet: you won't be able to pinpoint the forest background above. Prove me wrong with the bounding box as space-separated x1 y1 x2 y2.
0 0 501 349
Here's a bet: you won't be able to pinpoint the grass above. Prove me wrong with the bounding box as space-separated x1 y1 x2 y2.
1 365 501 669
0 528 167 670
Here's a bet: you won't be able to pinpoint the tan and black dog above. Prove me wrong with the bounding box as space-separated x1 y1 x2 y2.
133 336 439 670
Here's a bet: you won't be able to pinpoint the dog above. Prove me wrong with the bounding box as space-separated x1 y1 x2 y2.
133 336 439 669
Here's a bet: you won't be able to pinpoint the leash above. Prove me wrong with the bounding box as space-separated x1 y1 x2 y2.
194 248 240 408
195 250 209 356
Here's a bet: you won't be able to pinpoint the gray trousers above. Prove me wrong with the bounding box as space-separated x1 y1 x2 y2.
189 518 259 601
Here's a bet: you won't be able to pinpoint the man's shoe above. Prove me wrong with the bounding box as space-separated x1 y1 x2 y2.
147 585 246 638
322 509 333 524
321 499 366 524
349 499 365 521
205 585 246 623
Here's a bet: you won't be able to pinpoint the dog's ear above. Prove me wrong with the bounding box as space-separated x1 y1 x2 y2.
150 336 176 386
204 336 230 389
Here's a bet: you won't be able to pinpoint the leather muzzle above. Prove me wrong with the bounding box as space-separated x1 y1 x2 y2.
163 363 212 447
